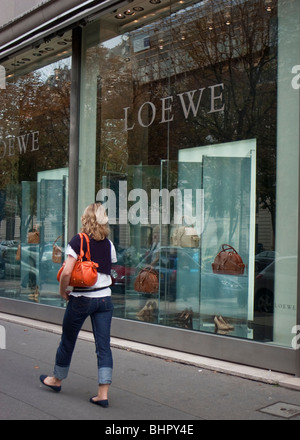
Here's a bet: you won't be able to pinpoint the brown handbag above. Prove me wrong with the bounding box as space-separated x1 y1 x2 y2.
134 266 159 294
15 244 21 261
212 244 245 275
57 233 99 287
52 236 63 264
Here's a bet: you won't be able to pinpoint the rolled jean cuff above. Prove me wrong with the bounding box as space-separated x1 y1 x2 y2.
98 367 113 385
54 364 69 380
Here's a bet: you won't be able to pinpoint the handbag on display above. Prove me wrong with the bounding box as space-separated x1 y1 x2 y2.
15 244 21 261
171 226 200 248
212 244 245 275
134 266 159 294
52 236 63 264
57 233 99 287
27 225 40 244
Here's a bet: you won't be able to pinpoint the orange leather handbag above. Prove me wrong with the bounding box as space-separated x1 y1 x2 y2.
212 244 245 276
57 233 99 287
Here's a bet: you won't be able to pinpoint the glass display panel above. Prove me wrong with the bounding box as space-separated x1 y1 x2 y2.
84 0 300 347
0 35 71 305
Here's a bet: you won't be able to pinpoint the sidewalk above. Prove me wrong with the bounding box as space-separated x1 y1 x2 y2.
1 312 300 421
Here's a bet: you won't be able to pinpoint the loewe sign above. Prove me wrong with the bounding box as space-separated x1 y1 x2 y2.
123 83 225 131
0 131 39 159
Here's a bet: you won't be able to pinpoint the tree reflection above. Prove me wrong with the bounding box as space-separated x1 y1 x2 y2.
95 0 277 244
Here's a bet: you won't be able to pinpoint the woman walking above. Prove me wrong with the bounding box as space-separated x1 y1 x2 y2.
40 203 117 408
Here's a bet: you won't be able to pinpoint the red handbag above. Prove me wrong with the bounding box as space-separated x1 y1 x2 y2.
212 244 245 275
57 233 99 287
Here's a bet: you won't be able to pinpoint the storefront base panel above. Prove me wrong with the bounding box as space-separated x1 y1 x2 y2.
0 297 296 376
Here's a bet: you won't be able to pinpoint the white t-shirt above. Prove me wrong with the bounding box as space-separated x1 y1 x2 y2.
67 239 117 298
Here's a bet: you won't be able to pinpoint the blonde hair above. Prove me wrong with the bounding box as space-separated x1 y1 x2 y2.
81 203 110 241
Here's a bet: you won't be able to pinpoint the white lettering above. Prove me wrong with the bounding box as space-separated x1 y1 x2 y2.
0 131 40 159
160 96 174 123
17 133 30 154
292 65 300 90
128 188 149 225
160 188 182 225
177 88 205 118
149 425 194 435
31 131 40 151
183 188 204 234
123 84 225 131
96 188 117 224
105 424 139 437
123 106 135 131
96 184 204 228
208 83 225 113
119 181 128 224
138 101 156 127
291 325 300 350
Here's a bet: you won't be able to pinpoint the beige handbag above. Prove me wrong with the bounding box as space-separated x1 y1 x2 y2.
27 225 40 244
171 226 200 248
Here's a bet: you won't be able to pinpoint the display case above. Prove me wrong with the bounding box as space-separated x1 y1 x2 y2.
114 139 257 339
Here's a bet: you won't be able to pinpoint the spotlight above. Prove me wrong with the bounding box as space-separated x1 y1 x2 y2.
124 9 135 16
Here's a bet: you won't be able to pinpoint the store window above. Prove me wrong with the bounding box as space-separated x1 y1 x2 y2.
0 33 72 306
79 0 299 347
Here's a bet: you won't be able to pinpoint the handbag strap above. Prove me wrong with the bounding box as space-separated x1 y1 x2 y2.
53 235 62 246
79 232 92 261
221 244 238 254
77 233 84 261
141 266 158 276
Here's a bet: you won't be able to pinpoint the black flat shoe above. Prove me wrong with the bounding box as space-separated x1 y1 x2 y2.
40 375 61 392
89 397 109 408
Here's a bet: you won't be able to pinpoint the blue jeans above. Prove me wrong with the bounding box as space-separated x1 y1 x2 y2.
53 295 114 385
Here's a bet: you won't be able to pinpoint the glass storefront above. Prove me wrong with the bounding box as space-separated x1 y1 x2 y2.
0 0 299 361
0 33 72 306
79 0 299 348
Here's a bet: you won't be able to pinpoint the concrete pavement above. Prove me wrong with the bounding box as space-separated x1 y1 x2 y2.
1 313 300 422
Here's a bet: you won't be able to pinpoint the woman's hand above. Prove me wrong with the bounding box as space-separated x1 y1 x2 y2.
61 289 71 301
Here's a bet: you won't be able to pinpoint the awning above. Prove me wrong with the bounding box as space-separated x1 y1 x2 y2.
0 0 128 61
